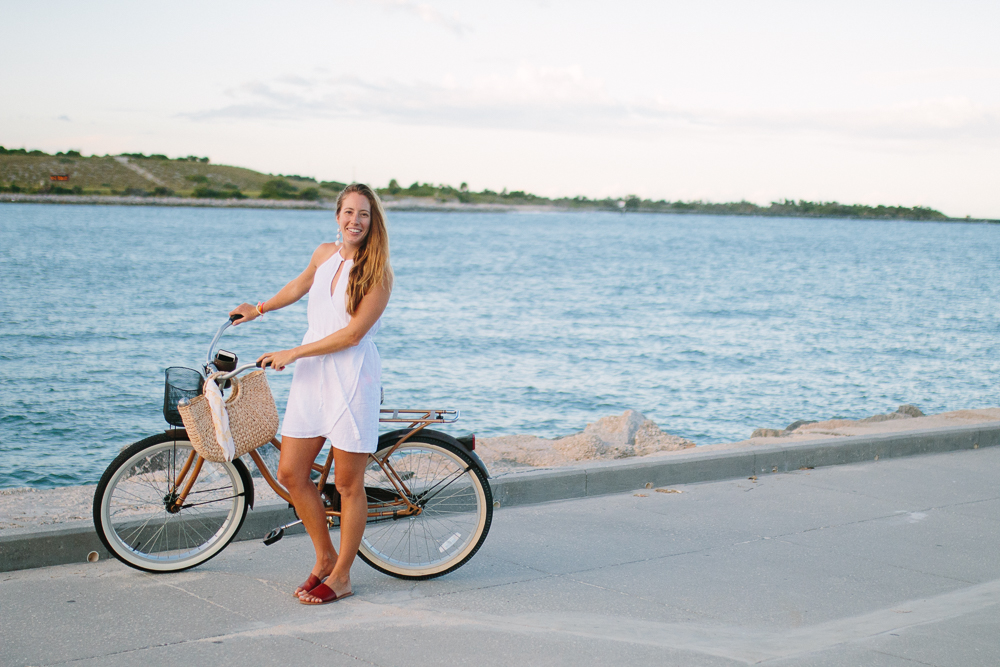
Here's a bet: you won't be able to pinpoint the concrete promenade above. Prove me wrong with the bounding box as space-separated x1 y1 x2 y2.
4 421 998 573
3 446 998 666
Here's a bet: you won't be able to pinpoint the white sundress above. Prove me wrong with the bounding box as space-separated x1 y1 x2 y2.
280 249 381 453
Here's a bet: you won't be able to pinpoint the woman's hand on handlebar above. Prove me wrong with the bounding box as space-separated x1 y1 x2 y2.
257 349 298 372
229 303 259 325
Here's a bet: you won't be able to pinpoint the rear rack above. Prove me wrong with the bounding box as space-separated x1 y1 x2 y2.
379 408 459 424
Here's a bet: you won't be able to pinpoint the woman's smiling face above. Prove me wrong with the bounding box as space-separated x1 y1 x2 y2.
338 191 372 245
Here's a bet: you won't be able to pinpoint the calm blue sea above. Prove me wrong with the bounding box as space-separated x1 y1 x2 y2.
2 203 999 489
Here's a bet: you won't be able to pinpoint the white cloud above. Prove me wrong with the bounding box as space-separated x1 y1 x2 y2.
184 64 615 130
369 0 471 36
183 65 1000 150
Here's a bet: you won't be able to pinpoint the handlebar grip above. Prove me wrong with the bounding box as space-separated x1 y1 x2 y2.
230 313 244 323
256 360 272 368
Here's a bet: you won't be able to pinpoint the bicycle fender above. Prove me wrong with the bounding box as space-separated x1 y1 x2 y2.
377 429 490 479
233 458 255 510
164 428 255 509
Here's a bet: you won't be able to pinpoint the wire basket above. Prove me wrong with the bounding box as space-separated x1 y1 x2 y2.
163 367 204 427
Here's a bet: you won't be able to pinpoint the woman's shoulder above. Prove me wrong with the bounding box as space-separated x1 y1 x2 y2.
311 242 343 267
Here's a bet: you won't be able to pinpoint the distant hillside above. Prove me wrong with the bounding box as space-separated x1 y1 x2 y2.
0 146 957 221
383 181 952 221
0 148 340 200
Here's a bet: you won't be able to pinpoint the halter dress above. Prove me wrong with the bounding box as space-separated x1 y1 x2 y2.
280 249 381 453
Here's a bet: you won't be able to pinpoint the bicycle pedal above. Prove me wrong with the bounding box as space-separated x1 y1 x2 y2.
262 527 285 546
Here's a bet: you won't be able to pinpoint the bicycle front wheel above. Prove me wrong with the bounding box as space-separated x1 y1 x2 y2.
93 432 249 573
359 438 493 579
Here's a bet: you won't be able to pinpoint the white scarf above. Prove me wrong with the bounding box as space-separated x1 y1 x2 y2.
204 374 236 461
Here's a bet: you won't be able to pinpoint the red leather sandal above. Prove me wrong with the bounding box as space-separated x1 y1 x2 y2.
294 574 322 598
299 582 353 606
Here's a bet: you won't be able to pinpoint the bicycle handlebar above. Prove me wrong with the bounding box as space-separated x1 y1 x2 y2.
205 315 271 381
214 363 260 382
205 317 242 367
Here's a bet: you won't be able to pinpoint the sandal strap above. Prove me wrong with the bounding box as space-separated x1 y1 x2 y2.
297 574 321 594
305 583 338 602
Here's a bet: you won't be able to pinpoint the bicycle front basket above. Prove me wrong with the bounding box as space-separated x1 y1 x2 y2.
163 366 204 427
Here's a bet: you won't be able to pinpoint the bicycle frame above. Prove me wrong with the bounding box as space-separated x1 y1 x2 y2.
166 409 458 521
168 317 463 524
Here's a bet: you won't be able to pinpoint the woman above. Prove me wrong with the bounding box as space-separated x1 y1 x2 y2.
229 183 392 605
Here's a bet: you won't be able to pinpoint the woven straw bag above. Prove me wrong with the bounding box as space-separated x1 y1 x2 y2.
177 370 279 462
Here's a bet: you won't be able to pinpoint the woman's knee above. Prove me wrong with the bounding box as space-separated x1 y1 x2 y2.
277 463 310 491
334 472 365 499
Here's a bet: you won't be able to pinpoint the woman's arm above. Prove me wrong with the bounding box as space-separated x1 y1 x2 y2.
257 280 391 371
229 244 336 324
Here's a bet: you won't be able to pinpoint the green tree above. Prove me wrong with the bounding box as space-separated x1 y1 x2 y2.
260 179 298 199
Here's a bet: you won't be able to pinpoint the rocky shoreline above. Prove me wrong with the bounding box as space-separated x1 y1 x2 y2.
3 405 999 532
0 192 558 213
477 410 694 471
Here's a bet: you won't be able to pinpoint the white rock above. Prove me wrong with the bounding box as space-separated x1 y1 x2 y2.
476 410 694 472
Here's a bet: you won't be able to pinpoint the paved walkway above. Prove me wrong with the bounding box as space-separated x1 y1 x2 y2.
2 447 998 666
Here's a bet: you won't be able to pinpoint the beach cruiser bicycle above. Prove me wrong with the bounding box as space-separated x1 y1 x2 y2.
92 316 493 579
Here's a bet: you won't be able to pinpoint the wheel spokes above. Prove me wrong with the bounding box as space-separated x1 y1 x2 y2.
104 443 240 562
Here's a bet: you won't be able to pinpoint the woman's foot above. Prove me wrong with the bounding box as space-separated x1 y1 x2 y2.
298 574 352 605
293 573 322 598
293 556 336 597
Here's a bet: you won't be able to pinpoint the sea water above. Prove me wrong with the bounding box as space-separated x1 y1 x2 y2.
2 203 999 489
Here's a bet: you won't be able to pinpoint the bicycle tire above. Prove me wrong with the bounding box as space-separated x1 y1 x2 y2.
357 437 493 580
93 432 250 573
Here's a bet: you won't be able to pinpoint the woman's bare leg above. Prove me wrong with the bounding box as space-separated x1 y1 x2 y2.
276 436 337 591
299 448 367 601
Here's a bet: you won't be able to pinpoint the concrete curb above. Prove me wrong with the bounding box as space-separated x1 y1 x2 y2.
2 421 998 573
489 421 1000 507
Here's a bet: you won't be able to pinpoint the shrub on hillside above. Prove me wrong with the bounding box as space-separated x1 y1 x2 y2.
260 179 297 199
0 146 47 156
193 185 245 199
405 182 437 197
44 185 83 195
298 187 320 201
185 174 209 184
320 180 347 192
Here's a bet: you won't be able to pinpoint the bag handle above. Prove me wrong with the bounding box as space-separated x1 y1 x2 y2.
226 374 242 404
206 371 242 406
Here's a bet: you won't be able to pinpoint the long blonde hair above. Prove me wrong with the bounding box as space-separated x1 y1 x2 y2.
337 183 393 315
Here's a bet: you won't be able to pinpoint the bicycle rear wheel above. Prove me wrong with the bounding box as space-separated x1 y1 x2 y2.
358 438 492 579
93 432 250 572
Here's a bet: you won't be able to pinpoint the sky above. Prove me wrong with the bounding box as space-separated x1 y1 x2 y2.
2 0 998 217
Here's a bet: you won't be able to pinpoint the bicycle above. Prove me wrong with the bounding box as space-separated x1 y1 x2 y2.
92 316 493 579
